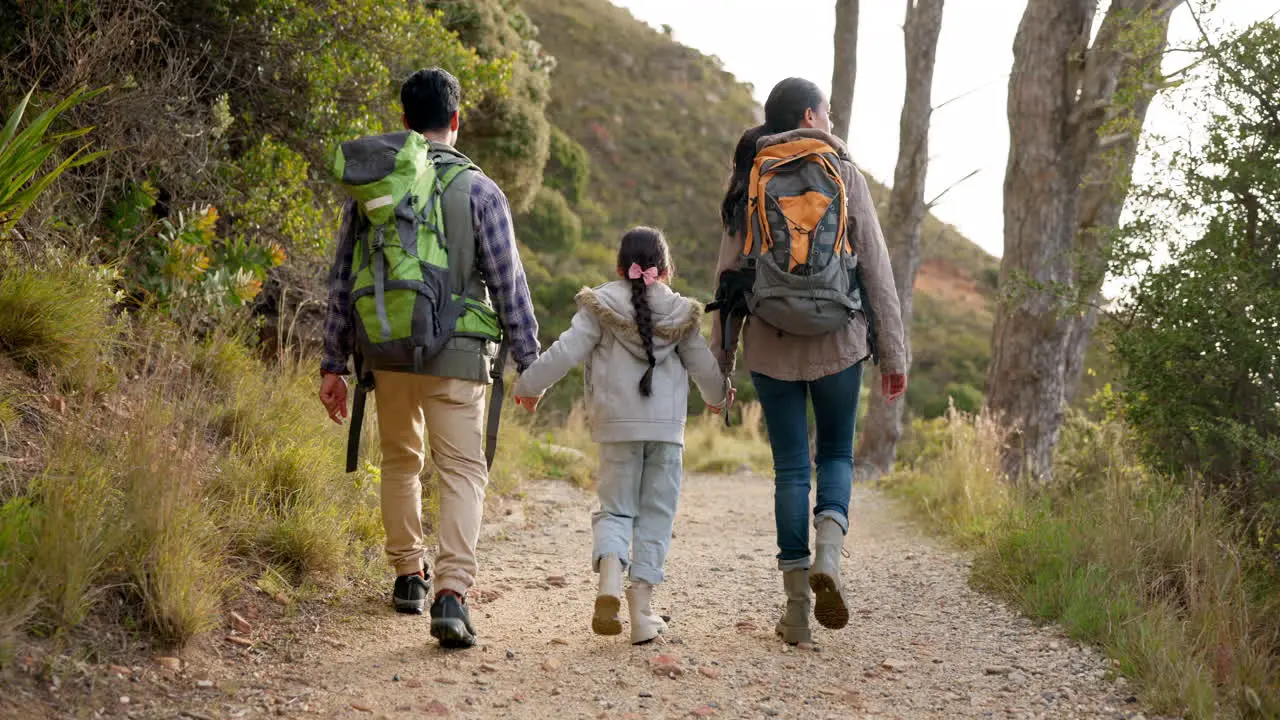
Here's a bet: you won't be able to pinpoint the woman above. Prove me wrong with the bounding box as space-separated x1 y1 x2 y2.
712 77 908 645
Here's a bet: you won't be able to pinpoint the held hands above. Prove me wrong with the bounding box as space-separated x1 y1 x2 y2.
708 386 736 415
514 394 541 412
881 373 908 404
319 372 349 425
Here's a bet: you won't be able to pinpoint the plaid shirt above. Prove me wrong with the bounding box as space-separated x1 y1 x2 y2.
321 172 540 376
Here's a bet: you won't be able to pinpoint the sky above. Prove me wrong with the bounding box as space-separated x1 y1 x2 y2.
610 0 1279 259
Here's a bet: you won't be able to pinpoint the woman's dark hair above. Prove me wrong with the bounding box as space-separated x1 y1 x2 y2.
720 77 825 235
617 226 673 397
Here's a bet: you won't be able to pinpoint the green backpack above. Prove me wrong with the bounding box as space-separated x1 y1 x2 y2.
331 130 501 373
331 131 507 471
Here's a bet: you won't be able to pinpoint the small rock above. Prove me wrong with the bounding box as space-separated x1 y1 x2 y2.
1048 641 1061 651
734 620 755 633
650 655 684 679
505 649 516 660
119 697 130 705
351 701 373 713
109 665 132 677
546 576 568 588
542 658 561 673
985 665 1014 676
422 699 451 716
691 705 718 717
435 677 459 685
392 674 401 682
153 656 181 672
230 611 252 634
1009 671 1029 684
405 679 423 689
550 638 570 646
479 663 499 673
698 666 719 680
225 635 254 648
550 687 562 696
195 680 215 689
881 658 914 672
271 592 291 606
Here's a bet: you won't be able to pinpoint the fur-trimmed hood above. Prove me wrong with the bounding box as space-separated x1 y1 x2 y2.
575 281 703 364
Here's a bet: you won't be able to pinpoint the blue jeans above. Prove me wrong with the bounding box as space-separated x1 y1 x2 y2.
752 363 864 570
592 442 683 585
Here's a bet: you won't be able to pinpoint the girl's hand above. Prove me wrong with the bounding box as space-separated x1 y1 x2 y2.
881 373 908 403
514 395 541 412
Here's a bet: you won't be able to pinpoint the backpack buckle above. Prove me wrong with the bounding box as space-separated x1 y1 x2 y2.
370 225 386 250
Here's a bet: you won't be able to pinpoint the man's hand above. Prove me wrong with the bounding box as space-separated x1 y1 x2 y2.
514 395 541 412
881 373 908 404
320 372 349 425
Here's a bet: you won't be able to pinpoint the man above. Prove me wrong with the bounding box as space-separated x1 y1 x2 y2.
319 68 540 648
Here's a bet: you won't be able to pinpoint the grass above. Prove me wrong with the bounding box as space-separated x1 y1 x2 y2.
0 256 586 659
0 259 115 391
882 410 1280 719
684 401 771 475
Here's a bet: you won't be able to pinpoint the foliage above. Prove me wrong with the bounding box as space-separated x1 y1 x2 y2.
517 186 582 255
885 409 1280 718
106 186 284 320
1111 19 1280 519
0 85 107 238
543 125 590 205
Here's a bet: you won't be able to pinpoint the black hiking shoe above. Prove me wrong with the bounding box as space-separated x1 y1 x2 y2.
393 573 431 615
430 592 477 649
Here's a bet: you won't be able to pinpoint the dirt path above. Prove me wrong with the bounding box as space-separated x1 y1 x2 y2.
26 474 1165 719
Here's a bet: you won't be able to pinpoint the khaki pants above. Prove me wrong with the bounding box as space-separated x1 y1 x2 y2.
373 371 488 596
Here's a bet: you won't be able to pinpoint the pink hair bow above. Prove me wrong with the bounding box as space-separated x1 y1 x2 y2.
627 263 659 286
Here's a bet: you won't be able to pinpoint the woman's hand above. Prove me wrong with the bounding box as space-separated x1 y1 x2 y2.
514 395 541 412
881 373 908 403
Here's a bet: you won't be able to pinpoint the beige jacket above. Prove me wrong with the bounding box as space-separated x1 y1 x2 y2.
710 129 907 381
513 281 727 445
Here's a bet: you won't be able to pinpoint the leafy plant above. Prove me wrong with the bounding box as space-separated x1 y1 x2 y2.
0 85 107 237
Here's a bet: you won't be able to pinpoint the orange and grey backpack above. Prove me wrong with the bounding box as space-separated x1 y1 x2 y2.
710 136 865 349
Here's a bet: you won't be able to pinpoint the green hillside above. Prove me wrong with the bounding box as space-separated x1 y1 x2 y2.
521 0 999 414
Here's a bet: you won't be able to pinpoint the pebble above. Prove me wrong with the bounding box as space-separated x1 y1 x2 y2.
881 658 915 672
479 663 499 673
422 699 450 716
230 611 252 634
506 649 516 660
546 576 568 588
351 701 373 713
542 659 561 673
195 680 215 689
153 656 181 672
550 637 570 646
691 704 718 717
698 666 719 679
985 665 1014 675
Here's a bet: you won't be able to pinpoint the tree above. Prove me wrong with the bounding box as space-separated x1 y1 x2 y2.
830 0 860 142
1113 18 1280 517
856 0 945 479
986 0 1181 483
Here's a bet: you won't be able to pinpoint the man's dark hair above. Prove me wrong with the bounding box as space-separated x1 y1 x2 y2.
401 68 461 133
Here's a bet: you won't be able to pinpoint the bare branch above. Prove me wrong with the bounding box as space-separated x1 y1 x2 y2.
926 168 980 208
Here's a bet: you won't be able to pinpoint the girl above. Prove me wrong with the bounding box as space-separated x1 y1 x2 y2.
513 227 729 644
713 78 909 644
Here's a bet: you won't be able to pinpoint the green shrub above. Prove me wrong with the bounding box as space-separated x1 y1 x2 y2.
543 125 590 205
517 187 581 255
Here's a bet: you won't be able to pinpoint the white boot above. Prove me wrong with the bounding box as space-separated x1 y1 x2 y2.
810 517 850 629
592 554 624 635
625 581 667 645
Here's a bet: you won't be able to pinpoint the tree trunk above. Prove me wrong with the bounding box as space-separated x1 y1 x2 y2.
988 0 1183 483
830 0 860 142
856 0 945 480
1062 6 1178 404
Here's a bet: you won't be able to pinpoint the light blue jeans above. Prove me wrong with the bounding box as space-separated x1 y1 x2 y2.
592 441 683 585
